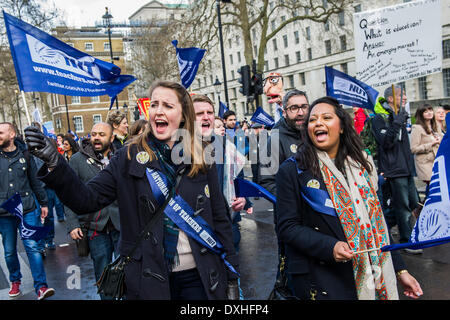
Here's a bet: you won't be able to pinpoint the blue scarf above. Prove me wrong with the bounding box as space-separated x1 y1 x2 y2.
148 136 180 271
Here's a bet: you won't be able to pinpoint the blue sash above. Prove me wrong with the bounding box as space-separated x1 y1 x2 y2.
286 157 337 217
146 168 240 277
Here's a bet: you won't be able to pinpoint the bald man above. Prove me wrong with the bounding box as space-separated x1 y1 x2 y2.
64 122 120 300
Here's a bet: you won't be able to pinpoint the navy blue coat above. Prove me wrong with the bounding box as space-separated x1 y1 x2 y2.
276 159 405 300
37 143 238 300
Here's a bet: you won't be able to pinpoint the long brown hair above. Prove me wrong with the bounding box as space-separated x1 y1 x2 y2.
127 81 206 177
415 104 437 134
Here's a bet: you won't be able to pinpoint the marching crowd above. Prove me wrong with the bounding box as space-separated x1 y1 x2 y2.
1 77 449 300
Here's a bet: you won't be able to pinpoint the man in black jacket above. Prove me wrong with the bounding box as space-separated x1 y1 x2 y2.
259 89 309 196
371 85 421 253
0 122 54 300
65 122 120 298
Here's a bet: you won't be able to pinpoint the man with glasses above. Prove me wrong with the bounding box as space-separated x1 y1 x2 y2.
259 89 309 297
259 89 309 196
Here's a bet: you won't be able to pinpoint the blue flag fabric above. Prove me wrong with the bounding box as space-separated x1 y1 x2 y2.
382 113 450 252
234 178 276 204
3 11 135 99
42 125 57 140
250 107 275 128
68 130 79 142
0 193 51 241
325 66 379 111
172 40 206 89
218 101 229 118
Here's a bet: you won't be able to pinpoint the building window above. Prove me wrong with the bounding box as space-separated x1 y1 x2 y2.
271 20 276 32
242 101 248 115
91 96 100 103
274 57 279 69
340 35 347 51
338 12 345 26
254 45 258 56
296 51 301 63
229 54 234 65
283 34 288 48
237 52 242 63
93 114 102 125
443 39 450 59
288 75 294 88
324 20 330 31
73 116 84 133
228 39 232 49
264 60 269 71
103 42 110 51
272 38 278 51
294 31 300 44
85 42 93 51
341 63 348 74
299 72 306 86
418 76 428 100
71 96 80 104
284 54 290 66
305 27 311 40
307 48 312 60
443 68 450 97
231 70 235 79
354 4 362 12
325 40 332 55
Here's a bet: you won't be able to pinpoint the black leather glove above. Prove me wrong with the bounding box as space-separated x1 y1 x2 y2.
394 108 409 125
24 125 59 169
226 280 240 300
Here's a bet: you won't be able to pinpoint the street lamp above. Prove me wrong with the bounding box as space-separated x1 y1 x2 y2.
102 7 114 64
102 7 119 108
213 76 222 106
123 103 128 121
216 0 230 108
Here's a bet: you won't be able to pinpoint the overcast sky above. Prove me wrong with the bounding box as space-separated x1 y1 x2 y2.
46 0 188 27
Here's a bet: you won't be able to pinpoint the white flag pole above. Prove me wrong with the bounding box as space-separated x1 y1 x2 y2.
20 91 31 125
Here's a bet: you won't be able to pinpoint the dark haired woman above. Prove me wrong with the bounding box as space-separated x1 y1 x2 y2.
411 104 442 188
129 119 148 138
62 134 79 162
24 81 239 300
276 96 422 300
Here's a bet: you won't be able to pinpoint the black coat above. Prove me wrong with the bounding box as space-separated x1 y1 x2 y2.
37 143 238 300
259 117 303 196
0 139 47 216
275 159 405 300
371 109 415 178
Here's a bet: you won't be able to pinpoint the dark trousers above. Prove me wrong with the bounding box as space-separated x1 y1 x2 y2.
169 268 208 300
388 176 419 243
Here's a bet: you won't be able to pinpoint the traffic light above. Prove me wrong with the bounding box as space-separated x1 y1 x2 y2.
237 65 252 97
252 73 264 95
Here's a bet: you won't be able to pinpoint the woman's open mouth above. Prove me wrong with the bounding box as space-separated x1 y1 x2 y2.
314 130 328 143
155 119 168 134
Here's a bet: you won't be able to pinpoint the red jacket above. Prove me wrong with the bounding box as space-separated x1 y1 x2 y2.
353 108 367 134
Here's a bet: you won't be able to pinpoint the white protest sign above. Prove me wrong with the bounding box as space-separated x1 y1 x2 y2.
354 0 442 88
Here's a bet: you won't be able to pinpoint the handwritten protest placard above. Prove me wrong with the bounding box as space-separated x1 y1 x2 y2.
354 0 442 88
